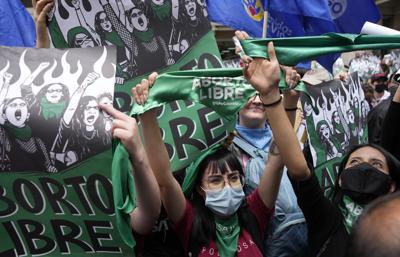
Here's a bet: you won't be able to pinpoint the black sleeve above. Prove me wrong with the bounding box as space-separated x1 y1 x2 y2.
290 173 340 233
381 101 400 161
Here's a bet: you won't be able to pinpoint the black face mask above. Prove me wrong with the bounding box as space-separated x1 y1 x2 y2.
340 163 392 205
374 83 386 93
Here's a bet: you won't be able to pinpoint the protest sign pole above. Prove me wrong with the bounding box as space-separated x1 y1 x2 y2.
262 11 268 38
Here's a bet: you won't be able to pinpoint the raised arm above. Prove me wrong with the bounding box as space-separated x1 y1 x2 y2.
0 73 13 125
237 31 310 181
132 73 187 224
62 72 99 125
33 0 54 48
115 0 127 26
71 0 101 45
99 104 161 234
256 67 302 208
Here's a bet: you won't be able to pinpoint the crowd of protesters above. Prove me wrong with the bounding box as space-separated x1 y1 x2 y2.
3 0 400 257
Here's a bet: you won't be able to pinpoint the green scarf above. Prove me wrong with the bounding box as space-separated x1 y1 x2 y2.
40 98 66 120
215 214 240 257
134 28 155 43
151 1 171 21
105 30 125 48
339 195 365 234
4 123 32 141
111 144 137 248
241 33 400 67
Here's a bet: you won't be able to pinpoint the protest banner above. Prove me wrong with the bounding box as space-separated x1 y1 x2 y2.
0 46 125 256
300 73 369 196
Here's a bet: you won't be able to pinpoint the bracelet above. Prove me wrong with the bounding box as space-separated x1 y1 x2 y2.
284 107 298 111
261 95 282 108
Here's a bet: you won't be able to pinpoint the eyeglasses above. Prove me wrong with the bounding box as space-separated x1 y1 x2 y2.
203 172 243 191
75 36 92 46
47 89 62 93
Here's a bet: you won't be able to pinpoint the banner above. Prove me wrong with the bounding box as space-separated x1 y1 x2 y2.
48 0 213 88
300 72 369 196
0 46 132 256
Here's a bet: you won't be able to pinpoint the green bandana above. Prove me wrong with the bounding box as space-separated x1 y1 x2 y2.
40 98 66 120
105 30 125 48
131 68 256 119
241 33 400 67
4 123 32 141
111 144 137 249
339 195 365 234
134 28 155 43
215 214 240 257
182 143 221 197
151 1 171 21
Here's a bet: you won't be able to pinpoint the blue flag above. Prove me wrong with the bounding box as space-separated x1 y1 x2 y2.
265 0 381 72
0 0 36 47
206 0 265 37
329 0 381 33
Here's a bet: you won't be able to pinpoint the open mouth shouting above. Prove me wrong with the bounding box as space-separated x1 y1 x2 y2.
15 109 22 121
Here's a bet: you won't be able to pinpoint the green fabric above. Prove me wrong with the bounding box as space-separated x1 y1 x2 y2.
111 143 136 249
67 26 92 46
4 123 32 141
215 214 240 257
339 195 364 234
151 0 171 21
131 68 256 119
241 33 400 66
40 98 66 120
182 143 221 197
105 30 125 48
134 28 155 43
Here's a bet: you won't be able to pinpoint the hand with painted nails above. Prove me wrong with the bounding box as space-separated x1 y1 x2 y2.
132 72 157 106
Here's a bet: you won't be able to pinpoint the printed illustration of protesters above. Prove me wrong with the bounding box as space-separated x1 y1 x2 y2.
316 120 342 161
99 0 174 75
50 72 104 168
0 72 13 171
0 72 57 173
94 0 136 79
168 0 210 56
97 92 113 145
70 0 102 45
19 62 71 149
150 0 172 22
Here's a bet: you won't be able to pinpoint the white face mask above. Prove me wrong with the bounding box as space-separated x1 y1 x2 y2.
204 185 245 216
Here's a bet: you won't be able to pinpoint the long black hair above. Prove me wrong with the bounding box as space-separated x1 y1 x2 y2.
332 143 400 204
188 147 264 256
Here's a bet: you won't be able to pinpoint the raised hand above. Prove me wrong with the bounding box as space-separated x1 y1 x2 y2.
81 72 100 88
71 0 80 9
99 104 142 160
3 72 13 84
132 72 157 105
236 31 280 101
33 0 54 48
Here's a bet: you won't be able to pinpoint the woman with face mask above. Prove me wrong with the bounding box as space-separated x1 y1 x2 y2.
133 38 307 257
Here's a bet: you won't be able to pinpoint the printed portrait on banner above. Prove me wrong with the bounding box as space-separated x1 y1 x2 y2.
0 46 116 173
48 0 211 85
301 72 369 195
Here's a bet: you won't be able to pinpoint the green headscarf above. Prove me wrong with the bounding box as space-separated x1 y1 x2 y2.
339 195 365 234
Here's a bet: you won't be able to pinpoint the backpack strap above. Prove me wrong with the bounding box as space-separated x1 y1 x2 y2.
233 135 265 158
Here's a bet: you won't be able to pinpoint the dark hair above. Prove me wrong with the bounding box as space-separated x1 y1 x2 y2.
73 95 101 131
2 97 27 114
37 83 69 102
188 148 264 256
332 144 400 203
94 11 109 44
346 192 400 257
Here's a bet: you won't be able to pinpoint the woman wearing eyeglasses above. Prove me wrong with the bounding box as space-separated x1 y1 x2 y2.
132 39 306 256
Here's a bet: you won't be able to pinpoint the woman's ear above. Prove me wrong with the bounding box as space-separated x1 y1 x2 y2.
389 181 396 194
